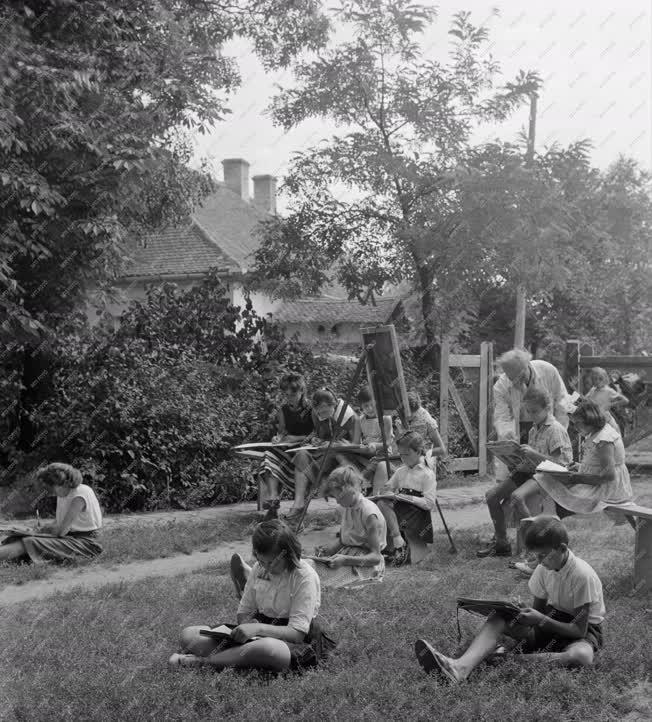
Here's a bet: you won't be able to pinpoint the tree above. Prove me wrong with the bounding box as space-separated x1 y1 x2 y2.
0 0 329 449
251 1 540 355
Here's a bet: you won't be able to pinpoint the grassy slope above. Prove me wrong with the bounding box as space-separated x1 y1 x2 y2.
1 509 651 722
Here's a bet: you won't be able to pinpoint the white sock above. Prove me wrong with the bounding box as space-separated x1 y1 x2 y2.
393 535 405 548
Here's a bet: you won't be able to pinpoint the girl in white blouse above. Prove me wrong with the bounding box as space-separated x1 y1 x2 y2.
170 520 336 672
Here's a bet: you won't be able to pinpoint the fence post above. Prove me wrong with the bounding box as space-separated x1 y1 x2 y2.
440 339 450 451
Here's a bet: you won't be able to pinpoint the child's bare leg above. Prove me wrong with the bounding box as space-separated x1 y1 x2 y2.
0 540 28 562
517 640 594 668
376 499 404 549
510 478 540 520
449 616 509 679
291 451 312 510
179 626 225 657
175 637 291 672
372 463 389 496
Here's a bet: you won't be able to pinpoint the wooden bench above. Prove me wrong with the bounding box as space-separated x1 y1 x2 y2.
605 503 652 593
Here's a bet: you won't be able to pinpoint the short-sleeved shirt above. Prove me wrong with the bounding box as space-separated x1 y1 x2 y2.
55 484 103 532
340 495 387 552
528 550 605 624
313 401 357 442
237 559 321 634
388 461 437 510
528 414 573 466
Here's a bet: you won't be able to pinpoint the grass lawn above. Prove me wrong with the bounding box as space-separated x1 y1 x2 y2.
1 510 651 721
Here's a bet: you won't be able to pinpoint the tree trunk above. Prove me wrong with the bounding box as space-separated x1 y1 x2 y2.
415 262 439 368
514 283 526 349
18 345 55 452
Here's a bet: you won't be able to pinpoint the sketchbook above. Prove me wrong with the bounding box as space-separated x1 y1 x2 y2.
535 460 572 475
232 442 298 452
456 597 522 621
486 441 534 471
199 625 260 643
368 493 428 507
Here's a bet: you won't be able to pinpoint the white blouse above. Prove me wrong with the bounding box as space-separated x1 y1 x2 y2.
237 559 320 634
55 484 102 532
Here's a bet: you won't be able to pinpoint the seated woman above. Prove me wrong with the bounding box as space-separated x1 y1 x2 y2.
531 398 634 520
286 387 362 522
306 466 386 589
396 391 446 468
258 373 314 504
170 520 336 672
374 431 437 566
0 463 103 564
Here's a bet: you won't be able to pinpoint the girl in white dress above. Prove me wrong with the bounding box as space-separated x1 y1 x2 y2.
534 399 633 517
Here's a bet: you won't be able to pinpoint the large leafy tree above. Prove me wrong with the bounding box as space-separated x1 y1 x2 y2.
0 0 329 449
251 1 542 352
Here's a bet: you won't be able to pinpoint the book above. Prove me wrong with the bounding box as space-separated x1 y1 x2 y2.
232 442 298 453
199 625 260 643
368 493 429 508
486 441 534 471
535 460 572 475
457 597 522 621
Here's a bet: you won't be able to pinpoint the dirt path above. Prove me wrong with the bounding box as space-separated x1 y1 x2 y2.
0 502 490 607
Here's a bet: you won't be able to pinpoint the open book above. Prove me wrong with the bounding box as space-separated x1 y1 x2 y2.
535 460 572 475
199 624 260 643
457 597 522 621
486 441 534 471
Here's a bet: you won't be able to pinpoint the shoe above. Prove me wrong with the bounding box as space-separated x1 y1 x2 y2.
168 653 200 669
513 561 536 576
230 553 248 599
414 640 461 684
476 540 512 558
486 645 508 666
391 544 410 567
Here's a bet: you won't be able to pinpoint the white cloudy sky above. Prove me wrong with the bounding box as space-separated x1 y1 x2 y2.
192 0 651 200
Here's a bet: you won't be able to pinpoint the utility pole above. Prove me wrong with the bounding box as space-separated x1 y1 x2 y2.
514 91 538 349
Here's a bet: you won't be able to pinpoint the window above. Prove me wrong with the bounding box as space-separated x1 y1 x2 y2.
317 324 325 334
331 324 340 336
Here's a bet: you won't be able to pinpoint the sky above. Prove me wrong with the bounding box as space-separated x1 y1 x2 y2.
191 0 652 207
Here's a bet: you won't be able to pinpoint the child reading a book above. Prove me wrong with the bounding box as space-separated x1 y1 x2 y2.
286 388 362 523
374 431 437 566
478 387 573 559
533 398 633 518
415 516 605 683
169 520 336 672
357 386 395 495
0 463 102 564
259 373 314 504
306 466 386 589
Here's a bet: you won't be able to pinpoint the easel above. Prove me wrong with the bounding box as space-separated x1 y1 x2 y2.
293 333 456 555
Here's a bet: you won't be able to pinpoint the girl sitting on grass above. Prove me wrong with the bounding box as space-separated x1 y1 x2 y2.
306 466 387 589
0 463 103 564
170 520 336 673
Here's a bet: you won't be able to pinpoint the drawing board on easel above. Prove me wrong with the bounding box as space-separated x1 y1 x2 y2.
360 324 410 426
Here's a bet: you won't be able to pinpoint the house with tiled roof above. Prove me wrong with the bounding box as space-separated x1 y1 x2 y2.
88 158 280 325
274 295 407 352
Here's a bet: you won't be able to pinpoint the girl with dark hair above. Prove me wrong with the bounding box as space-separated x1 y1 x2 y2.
0 463 103 564
286 387 362 522
532 399 633 517
170 520 336 672
258 373 314 504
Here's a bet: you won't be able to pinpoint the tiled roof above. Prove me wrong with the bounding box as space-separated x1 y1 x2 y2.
122 222 237 278
191 183 268 271
121 183 269 279
274 297 401 324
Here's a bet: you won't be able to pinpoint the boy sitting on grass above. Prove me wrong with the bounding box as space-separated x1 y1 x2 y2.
415 516 604 683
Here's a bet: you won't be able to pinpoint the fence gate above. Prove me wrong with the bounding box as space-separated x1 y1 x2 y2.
439 341 493 475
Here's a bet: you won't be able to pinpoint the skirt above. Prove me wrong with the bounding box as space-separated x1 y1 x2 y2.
210 614 337 671
306 545 385 589
2 530 103 563
392 499 434 544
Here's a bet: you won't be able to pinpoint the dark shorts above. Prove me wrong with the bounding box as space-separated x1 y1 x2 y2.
517 607 603 654
210 614 337 672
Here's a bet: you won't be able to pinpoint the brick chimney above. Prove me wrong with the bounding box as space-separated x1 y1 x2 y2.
252 174 277 215
222 158 250 200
